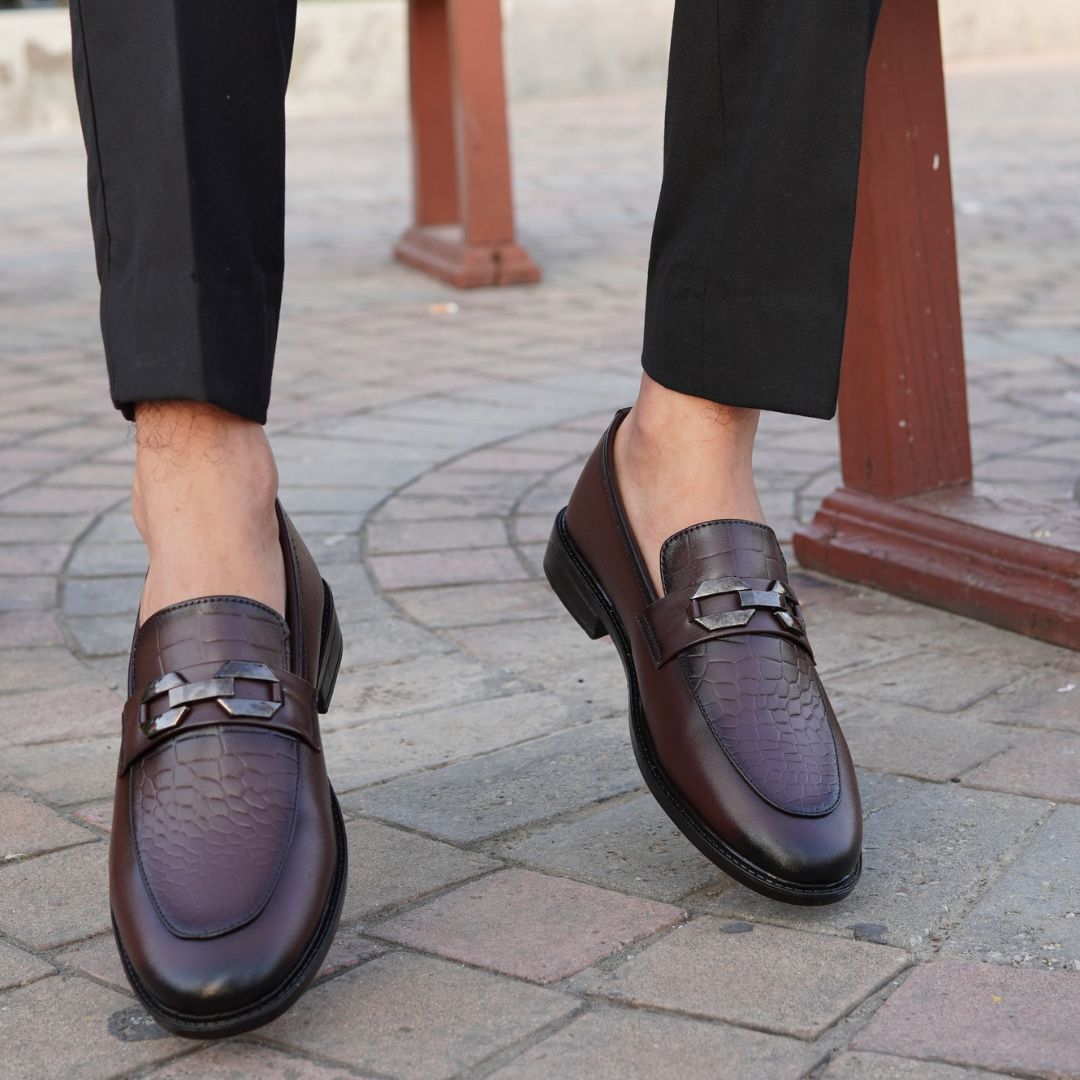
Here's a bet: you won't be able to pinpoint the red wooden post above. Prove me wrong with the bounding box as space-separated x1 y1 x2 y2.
794 0 1080 650
395 0 540 288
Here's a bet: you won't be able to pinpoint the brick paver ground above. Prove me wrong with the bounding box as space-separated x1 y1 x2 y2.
1 54 1078 1080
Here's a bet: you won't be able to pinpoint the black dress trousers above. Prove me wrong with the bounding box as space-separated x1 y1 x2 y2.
70 0 881 425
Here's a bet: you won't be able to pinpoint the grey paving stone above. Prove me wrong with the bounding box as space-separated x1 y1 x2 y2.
526 651 630 718
264 952 577 1080
573 917 909 1040
314 923 388 982
336 615 452 673
61 575 143 617
943 804 1080 971
964 730 1080 803
66 614 134 658
0 610 64 648
0 939 53 991
341 818 499 921
77 512 140 545
0 647 97 696
391 580 564 628
371 547 530 591
821 1051 1005 1080
832 694 1018 782
488 1006 825 1080
830 650 1028 713
0 841 109 949
686 773 1049 954
967 667 1080 734
1 737 118 805
146 1043 365 1079
0 975 187 1080
0 792 96 858
0 685 120 749
483 792 717 903
52 933 128 993
324 652 520 727
66 542 147 577
445 616 618 683
852 959 1080 1077
374 868 684 983
0 514 93 545
367 517 509 554
0 574 56 612
328 691 578 793
347 720 642 843
377 492 519 522
318 558 381 602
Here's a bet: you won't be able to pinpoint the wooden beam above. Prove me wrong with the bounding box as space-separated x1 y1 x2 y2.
794 0 1080 650
395 0 540 287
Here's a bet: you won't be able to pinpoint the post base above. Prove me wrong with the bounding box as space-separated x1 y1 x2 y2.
395 225 541 288
794 485 1080 651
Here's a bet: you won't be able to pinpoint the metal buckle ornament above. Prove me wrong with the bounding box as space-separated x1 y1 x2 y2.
689 577 804 634
138 661 283 737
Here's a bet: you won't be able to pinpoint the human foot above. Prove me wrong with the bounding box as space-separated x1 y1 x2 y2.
132 402 285 621
613 374 765 594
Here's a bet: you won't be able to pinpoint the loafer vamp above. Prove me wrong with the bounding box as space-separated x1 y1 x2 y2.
133 727 300 938
661 523 841 817
112 736 337 1019
680 633 840 814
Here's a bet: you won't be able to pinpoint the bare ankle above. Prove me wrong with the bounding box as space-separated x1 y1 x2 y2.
132 402 278 544
130 402 285 620
615 376 766 592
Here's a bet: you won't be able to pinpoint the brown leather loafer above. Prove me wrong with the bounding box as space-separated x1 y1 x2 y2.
545 410 861 904
110 504 347 1037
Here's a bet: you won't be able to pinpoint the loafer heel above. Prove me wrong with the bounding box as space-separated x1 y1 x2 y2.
317 579 343 713
544 508 610 641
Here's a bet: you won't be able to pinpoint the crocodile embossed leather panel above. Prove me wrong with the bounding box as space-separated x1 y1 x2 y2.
134 727 299 938
661 520 840 816
125 598 301 939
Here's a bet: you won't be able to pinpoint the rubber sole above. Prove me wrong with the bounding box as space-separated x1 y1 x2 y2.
544 507 860 906
112 579 350 1037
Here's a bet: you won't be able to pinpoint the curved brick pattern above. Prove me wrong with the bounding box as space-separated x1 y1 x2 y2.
1 60 1078 1080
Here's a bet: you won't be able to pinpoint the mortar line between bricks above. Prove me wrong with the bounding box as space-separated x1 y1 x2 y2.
2 832 100 867
806 1043 1027 1080
1 782 112 836
470 787 650 853
250 1040 400 1080
330 716 618 801
340 863 508 929
362 912 690 999
343 768 642 853
320 682 582 736
566 973 904 1047
798 965 936 1078
953 736 1053 787
458 1002 592 1080
926 799 1060 956
103 1041 227 1080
